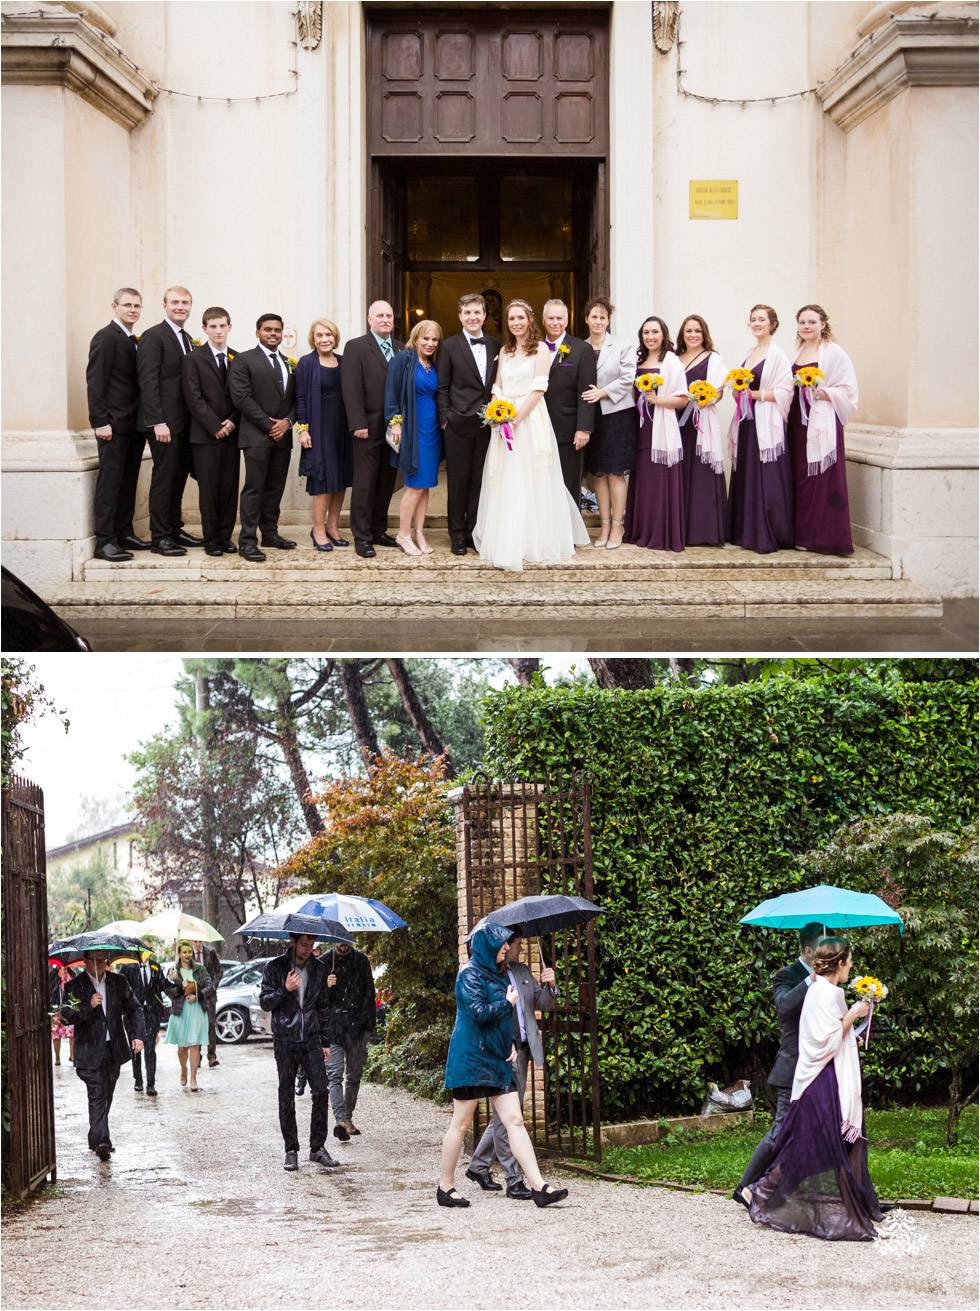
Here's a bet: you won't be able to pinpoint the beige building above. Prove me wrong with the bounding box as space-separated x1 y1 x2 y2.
2 0 977 598
46 820 153 905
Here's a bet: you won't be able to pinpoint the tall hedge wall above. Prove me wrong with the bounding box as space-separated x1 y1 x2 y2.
481 676 978 1116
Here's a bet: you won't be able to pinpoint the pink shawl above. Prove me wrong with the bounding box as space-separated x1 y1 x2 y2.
726 344 792 471
794 340 858 476
639 351 687 467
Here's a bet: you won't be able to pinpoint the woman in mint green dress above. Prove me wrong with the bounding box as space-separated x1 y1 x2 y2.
164 941 213 1091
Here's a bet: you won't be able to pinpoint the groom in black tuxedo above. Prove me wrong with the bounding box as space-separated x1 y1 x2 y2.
541 299 596 506
436 294 501 555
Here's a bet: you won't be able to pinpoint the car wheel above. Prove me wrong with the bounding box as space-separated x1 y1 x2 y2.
215 1005 251 1044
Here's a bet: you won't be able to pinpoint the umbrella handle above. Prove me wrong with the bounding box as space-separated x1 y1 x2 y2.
536 936 562 999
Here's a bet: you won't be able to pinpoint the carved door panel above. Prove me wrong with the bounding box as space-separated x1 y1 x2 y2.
371 161 405 322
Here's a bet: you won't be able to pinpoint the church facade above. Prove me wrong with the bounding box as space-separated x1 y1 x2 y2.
2 0 977 596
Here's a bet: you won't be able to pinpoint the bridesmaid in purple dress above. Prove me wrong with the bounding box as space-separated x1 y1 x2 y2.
676 315 728 545
787 305 856 556
728 304 794 553
624 317 687 552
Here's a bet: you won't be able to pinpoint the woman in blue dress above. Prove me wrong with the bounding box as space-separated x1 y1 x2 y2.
295 317 352 552
384 319 444 556
164 941 213 1091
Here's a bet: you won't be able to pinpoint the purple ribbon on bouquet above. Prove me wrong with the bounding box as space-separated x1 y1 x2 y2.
498 421 514 451
854 1000 876 1048
799 386 812 428
736 389 754 422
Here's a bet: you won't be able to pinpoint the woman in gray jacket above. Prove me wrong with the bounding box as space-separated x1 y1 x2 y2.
581 296 639 549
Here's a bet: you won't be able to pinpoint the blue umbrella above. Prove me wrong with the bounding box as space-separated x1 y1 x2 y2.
276 892 407 933
739 885 903 934
235 911 354 943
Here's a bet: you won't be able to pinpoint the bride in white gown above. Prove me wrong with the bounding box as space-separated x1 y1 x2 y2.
473 299 590 573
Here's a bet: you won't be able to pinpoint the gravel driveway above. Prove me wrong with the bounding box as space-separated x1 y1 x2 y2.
3 1042 976 1309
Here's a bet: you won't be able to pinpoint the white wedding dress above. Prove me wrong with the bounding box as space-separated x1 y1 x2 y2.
473 345 590 573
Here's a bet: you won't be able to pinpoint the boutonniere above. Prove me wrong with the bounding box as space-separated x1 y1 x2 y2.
286 357 298 373
557 343 571 363
226 352 235 362
192 338 203 349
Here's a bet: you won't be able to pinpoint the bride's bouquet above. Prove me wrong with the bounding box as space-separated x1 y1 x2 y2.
482 399 517 451
851 975 889 1048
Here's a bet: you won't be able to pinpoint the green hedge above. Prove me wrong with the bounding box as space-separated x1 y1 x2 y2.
481 676 978 1117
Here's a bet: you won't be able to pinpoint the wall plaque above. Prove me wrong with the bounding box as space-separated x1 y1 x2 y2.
689 180 738 219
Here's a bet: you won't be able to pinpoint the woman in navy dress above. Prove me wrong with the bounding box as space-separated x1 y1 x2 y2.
296 318 352 552
623 317 688 552
384 319 444 556
676 314 729 545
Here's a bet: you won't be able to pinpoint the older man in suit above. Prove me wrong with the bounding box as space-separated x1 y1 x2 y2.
86 286 147 561
182 306 241 557
340 301 404 558
733 921 823 1207
58 952 146 1159
228 313 297 563
541 298 596 506
118 953 167 1096
465 932 556 1200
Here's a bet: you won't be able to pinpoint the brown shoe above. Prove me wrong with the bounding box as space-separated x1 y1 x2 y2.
345 1119 360 1136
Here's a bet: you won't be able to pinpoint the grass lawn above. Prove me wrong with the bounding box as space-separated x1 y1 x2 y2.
601 1104 979 1200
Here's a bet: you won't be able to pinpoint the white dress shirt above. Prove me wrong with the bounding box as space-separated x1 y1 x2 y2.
260 344 287 390
165 316 191 354
113 317 134 338
799 956 815 987
546 331 567 367
464 329 487 384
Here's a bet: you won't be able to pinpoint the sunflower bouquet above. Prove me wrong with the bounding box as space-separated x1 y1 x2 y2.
794 365 824 389
688 380 718 407
725 367 754 392
852 975 889 1048
634 373 663 393
481 398 518 451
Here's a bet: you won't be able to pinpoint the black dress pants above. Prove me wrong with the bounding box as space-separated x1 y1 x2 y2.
274 1040 329 1153
557 442 585 507
147 426 192 542
349 430 397 545
239 442 291 547
77 1056 120 1148
93 429 146 547
131 1027 157 1088
444 420 490 544
194 441 241 545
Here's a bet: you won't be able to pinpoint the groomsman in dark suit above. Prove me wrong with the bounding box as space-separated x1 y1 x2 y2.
137 285 204 556
228 313 297 563
436 294 501 555
182 307 241 557
340 301 404 558
86 287 147 561
118 953 167 1095
541 299 596 506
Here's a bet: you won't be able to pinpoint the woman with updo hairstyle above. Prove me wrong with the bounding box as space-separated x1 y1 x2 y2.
740 935 883 1240
787 304 858 555
675 314 728 545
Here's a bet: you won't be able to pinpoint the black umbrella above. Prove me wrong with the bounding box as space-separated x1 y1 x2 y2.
235 911 354 944
49 931 150 961
466 894 604 941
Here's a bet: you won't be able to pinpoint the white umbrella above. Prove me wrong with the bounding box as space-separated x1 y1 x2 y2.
137 908 223 942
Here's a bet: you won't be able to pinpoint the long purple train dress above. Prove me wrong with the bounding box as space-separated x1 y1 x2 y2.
787 362 853 555
623 379 685 552
728 358 794 553
679 355 728 546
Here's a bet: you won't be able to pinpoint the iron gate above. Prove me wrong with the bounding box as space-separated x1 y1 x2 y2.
2 775 56 1196
460 772 601 1161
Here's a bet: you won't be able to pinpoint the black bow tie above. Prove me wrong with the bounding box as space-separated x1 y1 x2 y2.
468 336 487 347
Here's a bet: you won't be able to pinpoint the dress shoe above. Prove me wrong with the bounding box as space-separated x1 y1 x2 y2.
146 1087 157 1097
733 1186 751 1209
354 541 376 559
333 1122 350 1141
465 1167 502 1192
239 545 267 562
345 1119 360 1136
221 540 237 554
94 543 133 562
531 1183 568 1208
309 529 333 553
373 533 398 548
119 534 151 551
436 1187 470 1208
204 543 223 557
326 532 349 547
262 533 296 549
506 1181 533 1200
465 535 477 550
309 1147 339 1168
880 1202 898 1213
96 1142 112 1161
295 1080 306 1097
173 529 204 548
151 538 187 557
283 1150 299 1171
208 1057 220 1068
134 1082 144 1093
450 541 468 557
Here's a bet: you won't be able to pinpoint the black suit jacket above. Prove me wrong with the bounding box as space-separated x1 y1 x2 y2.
767 959 811 1088
86 321 140 430
340 333 405 443
118 961 168 1032
543 335 597 445
137 320 194 432
182 345 242 445
228 346 296 450
60 970 146 1071
436 332 501 431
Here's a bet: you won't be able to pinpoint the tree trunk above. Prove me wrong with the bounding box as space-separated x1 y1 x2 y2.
276 694 325 835
385 659 453 776
668 658 697 684
341 661 381 765
588 659 655 690
508 658 541 687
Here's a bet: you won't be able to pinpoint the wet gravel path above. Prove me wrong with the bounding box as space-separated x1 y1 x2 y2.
3 1042 976 1309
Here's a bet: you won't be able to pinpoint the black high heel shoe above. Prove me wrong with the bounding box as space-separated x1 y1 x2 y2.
310 529 333 553
531 1183 568 1208
326 531 349 547
436 1186 470 1208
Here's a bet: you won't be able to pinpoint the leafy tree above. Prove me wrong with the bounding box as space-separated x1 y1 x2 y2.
1 659 67 786
47 848 139 939
800 814 979 1143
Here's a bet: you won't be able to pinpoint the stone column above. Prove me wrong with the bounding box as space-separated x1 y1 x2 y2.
609 1 656 332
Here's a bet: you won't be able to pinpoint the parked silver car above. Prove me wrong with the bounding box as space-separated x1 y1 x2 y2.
214 958 274 1044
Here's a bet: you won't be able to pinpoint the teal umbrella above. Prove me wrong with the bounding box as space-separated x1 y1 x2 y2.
739 885 903 934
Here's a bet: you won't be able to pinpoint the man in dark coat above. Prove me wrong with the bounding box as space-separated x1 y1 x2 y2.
86 286 147 561
259 934 339 1172
118 953 167 1095
228 313 297 562
340 301 404 557
191 939 225 1067
182 306 241 556
435 293 501 554
733 921 823 1206
58 951 146 1159
541 298 596 506
324 941 377 1141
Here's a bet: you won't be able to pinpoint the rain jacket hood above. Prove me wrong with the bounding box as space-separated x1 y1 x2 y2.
470 923 512 974
444 922 516 1092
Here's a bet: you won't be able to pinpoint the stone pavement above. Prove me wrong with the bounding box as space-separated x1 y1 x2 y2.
2 1042 977 1309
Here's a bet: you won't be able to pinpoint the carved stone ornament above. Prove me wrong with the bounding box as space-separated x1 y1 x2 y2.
653 2 680 54
296 1 322 52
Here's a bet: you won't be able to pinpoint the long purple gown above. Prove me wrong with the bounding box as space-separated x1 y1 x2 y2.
787 363 853 555
680 355 728 545
623 378 685 552
748 1062 882 1241
728 358 794 553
